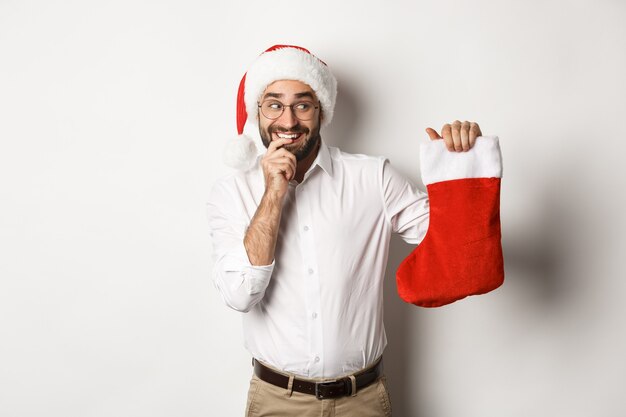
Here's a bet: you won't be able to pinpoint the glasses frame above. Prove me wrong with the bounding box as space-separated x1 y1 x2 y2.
258 100 320 121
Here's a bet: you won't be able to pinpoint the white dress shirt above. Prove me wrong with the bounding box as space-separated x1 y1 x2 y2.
206 140 430 378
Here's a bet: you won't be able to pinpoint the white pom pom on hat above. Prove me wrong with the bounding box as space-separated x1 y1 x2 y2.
223 44 338 170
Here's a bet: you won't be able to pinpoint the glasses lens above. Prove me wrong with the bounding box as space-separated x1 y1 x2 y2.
292 102 315 121
260 101 317 120
261 101 283 120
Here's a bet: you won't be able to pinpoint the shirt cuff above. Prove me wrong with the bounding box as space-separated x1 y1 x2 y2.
420 135 503 185
234 239 275 295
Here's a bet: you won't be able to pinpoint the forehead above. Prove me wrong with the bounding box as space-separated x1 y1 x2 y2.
262 80 317 99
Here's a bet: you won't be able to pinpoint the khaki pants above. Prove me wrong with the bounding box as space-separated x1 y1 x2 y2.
244 371 392 417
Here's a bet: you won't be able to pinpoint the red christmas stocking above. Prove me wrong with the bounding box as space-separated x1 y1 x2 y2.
396 136 504 307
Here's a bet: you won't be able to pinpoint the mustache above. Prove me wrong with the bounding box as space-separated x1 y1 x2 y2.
270 125 309 134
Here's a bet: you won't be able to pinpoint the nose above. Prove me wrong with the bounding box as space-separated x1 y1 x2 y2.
275 105 299 129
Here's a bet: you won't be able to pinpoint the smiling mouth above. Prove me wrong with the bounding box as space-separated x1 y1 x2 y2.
274 132 303 141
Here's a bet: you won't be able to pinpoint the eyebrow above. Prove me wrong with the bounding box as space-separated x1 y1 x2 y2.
295 92 314 99
262 91 315 100
263 92 283 99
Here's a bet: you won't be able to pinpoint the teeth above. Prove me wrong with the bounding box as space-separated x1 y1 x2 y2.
276 133 299 139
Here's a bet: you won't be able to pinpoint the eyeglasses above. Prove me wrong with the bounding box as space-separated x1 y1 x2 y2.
258 100 319 121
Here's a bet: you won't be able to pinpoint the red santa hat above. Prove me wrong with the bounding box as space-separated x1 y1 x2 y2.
223 45 338 170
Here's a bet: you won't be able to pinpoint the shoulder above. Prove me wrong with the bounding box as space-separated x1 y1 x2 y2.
327 146 415 191
328 145 388 172
208 156 263 203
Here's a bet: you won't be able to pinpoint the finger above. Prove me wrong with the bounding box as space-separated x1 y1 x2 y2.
425 127 442 140
264 150 296 172
272 148 297 165
469 122 481 148
267 155 296 171
272 162 294 180
277 156 297 176
266 162 288 177
263 151 297 179
269 152 297 175
267 138 294 153
441 124 454 151
461 121 471 151
281 152 297 163
266 155 294 167
450 120 462 152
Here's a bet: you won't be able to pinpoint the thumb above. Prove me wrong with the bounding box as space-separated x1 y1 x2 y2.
425 127 442 140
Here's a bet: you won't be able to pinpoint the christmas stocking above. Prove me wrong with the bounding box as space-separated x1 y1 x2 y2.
396 136 504 307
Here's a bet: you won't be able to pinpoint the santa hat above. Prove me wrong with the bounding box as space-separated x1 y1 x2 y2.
223 45 338 170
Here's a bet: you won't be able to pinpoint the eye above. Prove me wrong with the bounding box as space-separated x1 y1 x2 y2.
294 102 311 111
267 102 283 110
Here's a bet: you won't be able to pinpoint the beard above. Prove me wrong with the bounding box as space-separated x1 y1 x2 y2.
259 122 322 162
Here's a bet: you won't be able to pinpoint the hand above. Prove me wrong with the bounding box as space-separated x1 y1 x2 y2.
425 120 482 152
260 138 297 198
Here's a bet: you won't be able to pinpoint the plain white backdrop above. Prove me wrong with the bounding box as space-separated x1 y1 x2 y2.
1 0 625 416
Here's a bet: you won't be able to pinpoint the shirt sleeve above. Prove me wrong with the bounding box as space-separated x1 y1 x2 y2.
380 158 430 245
206 180 274 313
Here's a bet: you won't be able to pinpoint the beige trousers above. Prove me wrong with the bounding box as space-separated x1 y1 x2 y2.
244 371 392 417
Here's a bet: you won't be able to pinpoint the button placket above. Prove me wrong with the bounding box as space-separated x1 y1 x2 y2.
295 184 324 375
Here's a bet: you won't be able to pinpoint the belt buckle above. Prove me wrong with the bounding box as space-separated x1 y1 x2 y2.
315 379 348 400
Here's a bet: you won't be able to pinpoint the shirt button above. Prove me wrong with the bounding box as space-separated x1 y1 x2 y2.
314 356 320 363
303 225 309 231
311 312 317 319
308 268 314 274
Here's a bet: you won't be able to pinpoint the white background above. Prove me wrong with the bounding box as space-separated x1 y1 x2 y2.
1 0 625 416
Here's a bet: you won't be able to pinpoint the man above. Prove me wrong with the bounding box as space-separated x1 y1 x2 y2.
207 45 503 417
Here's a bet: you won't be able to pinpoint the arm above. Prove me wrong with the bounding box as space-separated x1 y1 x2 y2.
380 158 430 245
382 120 485 243
207 181 275 313
243 191 284 265
244 137 296 265
207 138 296 312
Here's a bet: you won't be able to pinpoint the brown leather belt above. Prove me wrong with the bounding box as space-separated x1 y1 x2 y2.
252 357 383 400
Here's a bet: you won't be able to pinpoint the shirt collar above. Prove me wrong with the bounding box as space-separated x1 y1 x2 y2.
311 139 333 177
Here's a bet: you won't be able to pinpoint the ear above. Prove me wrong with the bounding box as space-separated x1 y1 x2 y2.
319 109 324 124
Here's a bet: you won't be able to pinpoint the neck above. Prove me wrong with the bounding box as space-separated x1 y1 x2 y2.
293 139 321 183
